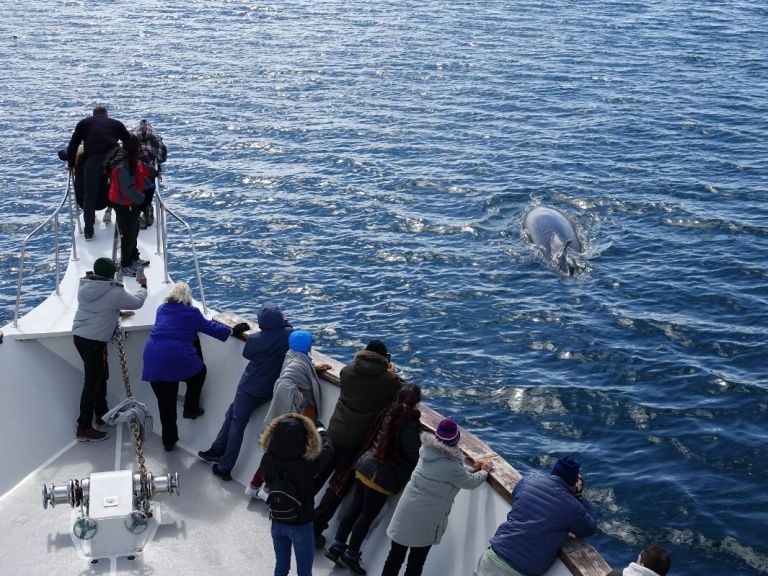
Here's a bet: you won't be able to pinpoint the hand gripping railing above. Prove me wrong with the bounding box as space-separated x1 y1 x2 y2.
13 173 79 327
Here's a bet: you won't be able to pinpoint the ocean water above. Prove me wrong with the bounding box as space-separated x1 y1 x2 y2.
1 1 766 574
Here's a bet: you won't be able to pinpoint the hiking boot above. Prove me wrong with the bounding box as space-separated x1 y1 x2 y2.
138 214 148 230
134 257 150 268
339 551 367 575
77 427 109 442
183 408 205 419
212 464 232 481
198 448 222 463
102 208 112 224
324 543 347 567
121 264 138 277
145 205 154 227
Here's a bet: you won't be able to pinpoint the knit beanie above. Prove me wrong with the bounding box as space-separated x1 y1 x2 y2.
551 456 580 487
435 418 460 446
93 258 117 279
365 339 388 357
289 330 313 354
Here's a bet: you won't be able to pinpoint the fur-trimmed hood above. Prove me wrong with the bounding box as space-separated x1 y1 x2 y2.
260 413 321 461
352 349 390 375
420 431 464 462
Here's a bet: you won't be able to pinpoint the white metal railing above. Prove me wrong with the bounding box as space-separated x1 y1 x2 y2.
13 173 207 327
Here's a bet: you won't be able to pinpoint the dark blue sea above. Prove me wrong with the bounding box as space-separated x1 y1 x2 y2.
1 1 766 574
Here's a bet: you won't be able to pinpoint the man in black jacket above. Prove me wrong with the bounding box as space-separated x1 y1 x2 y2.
313 339 403 547
67 106 131 240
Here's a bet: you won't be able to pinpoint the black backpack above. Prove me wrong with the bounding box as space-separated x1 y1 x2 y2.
267 472 303 522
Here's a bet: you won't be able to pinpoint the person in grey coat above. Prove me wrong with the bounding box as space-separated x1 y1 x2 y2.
382 418 494 576
263 330 331 424
72 257 147 442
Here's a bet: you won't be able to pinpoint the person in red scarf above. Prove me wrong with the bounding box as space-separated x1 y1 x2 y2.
324 384 422 575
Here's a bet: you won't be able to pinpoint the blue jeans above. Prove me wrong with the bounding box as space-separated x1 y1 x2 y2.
271 521 314 576
211 389 271 472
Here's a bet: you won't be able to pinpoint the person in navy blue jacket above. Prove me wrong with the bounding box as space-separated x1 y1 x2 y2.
142 281 242 451
475 456 597 576
67 106 131 240
198 301 294 479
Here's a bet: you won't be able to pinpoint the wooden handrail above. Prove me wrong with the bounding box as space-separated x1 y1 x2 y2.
214 311 611 576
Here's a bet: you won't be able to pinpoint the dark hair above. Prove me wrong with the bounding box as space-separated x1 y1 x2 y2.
640 544 671 576
92 106 108 116
368 384 421 463
123 135 141 175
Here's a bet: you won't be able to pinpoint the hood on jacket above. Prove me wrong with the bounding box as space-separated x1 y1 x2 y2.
623 563 661 576
260 413 321 461
134 119 158 142
419 432 464 463
79 274 124 303
258 301 288 330
352 349 389 376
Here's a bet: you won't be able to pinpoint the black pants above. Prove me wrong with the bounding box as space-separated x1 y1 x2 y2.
381 541 432 576
150 366 206 448
314 444 359 535
73 335 109 432
114 204 141 267
334 480 389 553
82 152 107 234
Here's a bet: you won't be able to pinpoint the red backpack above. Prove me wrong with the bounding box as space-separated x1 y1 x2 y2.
109 161 150 206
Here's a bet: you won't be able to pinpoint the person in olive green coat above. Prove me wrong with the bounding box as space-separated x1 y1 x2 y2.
313 339 403 545
382 418 493 576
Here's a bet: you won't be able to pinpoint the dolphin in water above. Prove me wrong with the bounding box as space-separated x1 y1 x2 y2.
523 206 583 276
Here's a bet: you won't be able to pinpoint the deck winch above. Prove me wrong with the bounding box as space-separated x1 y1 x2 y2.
41 396 179 561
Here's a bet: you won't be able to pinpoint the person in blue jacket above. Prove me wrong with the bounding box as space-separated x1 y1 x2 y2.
197 301 294 479
474 456 597 576
142 281 245 451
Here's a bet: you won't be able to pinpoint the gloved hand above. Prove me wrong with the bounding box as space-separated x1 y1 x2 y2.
232 322 250 336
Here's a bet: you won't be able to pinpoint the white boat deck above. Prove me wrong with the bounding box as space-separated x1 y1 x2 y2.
0 205 607 576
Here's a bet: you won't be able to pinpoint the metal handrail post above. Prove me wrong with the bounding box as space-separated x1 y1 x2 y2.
54 214 60 295
161 206 170 284
66 173 79 262
14 177 71 327
155 181 162 256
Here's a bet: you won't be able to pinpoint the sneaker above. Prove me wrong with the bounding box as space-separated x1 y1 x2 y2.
339 551 367 575
324 543 347 567
244 484 260 499
183 408 205 419
134 257 150 268
138 214 148 230
145 205 155 227
77 427 109 442
198 448 223 463
256 487 270 502
121 264 138 277
94 417 109 430
102 208 112 224
212 464 232 481
164 443 175 452
84 231 94 242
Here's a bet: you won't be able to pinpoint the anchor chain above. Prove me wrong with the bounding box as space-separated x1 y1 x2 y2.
113 322 152 516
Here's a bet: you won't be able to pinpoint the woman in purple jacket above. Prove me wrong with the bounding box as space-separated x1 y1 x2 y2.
142 282 240 451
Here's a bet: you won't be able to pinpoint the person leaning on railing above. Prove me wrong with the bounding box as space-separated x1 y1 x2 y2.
72 257 147 443
474 456 597 576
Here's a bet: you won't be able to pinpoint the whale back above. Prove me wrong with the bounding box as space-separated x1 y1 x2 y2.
524 206 582 258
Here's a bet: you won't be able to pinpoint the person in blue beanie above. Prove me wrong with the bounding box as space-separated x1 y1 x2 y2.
198 302 293 480
474 456 596 576
242 330 332 491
